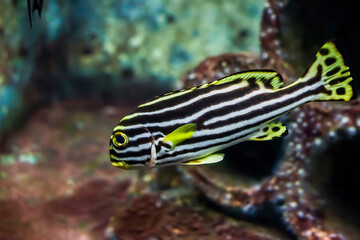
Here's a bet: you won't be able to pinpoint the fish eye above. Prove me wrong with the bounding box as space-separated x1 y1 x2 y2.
112 132 129 147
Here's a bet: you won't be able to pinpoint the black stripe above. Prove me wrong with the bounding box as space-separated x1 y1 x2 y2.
205 83 325 128
230 65 323 125
123 65 323 131
122 86 254 127
120 77 324 162
157 109 279 161
157 130 256 164
110 149 149 162
157 84 326 162
326 67 341 77
204 77 323 127
110 158 146 166
114 66 326 166
137 76 246 113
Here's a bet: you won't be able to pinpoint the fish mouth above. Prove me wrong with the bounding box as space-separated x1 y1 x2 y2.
109 148 147 170
109 140 131 169
110 154 130 169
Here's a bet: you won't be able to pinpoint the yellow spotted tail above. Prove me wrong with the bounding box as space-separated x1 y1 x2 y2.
298 42 355 102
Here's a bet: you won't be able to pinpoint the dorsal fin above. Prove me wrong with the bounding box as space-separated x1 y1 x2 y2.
138 70 284 108
211 70 284 90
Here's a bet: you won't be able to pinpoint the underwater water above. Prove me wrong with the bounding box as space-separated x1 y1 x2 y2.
1 0 360 240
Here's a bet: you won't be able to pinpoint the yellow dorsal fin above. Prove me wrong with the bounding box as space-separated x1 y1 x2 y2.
182 153 224 165
162 123 197 149
211 70 284 90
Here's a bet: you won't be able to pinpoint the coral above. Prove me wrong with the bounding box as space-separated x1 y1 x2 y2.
180 0 360 239
0 100 291 239
0 101 135 240
1 0 359 239
107 194 290 240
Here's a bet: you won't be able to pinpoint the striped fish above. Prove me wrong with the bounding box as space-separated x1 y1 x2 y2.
109 42 355 169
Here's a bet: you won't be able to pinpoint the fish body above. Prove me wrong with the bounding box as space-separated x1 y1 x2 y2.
110 42 355 169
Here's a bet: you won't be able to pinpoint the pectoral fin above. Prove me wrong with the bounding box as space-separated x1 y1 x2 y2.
162 123 197 149
250 121 288 141
182 153 224 166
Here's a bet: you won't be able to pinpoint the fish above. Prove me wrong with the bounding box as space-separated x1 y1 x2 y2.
27 0 44 28
109 42 355 170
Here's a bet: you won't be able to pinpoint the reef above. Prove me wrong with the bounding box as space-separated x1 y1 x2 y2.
180 0 360 239
0 0 265 135
1 0 360 240
107 194 291 240
0 100 291 240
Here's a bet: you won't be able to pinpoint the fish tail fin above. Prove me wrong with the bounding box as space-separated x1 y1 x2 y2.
298 42 356 102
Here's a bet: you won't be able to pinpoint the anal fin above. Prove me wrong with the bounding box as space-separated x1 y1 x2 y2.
250 121 288 141
182 154 224 166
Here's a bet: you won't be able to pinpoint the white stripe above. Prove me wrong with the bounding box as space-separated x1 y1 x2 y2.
138 88 192 107
123 82 249 120
112 142 152 154
128 131 164 141
203 80 322 125
121 92 312 163
112 131 164 154
157 129 262 164
111 154 148 162
120 88 270 130
194 92 314 138
157 147 221 164
137 73 251 108
117 81 321 161
157 91 316 162
156 126 258 162
121 80 319 130
129 132 149 141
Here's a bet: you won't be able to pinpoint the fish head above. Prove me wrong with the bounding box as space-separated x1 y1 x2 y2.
109 126 154 170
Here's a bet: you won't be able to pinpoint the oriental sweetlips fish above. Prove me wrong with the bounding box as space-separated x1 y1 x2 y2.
109 42 356 169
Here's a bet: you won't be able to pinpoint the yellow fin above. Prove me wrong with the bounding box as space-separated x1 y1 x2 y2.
250 121 288 141
182 153 224 166
214 70 284 90
298 42 355 101
162 123 197 149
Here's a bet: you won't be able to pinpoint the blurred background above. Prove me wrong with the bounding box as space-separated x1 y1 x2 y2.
1 1 360 240
0 0 265 136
